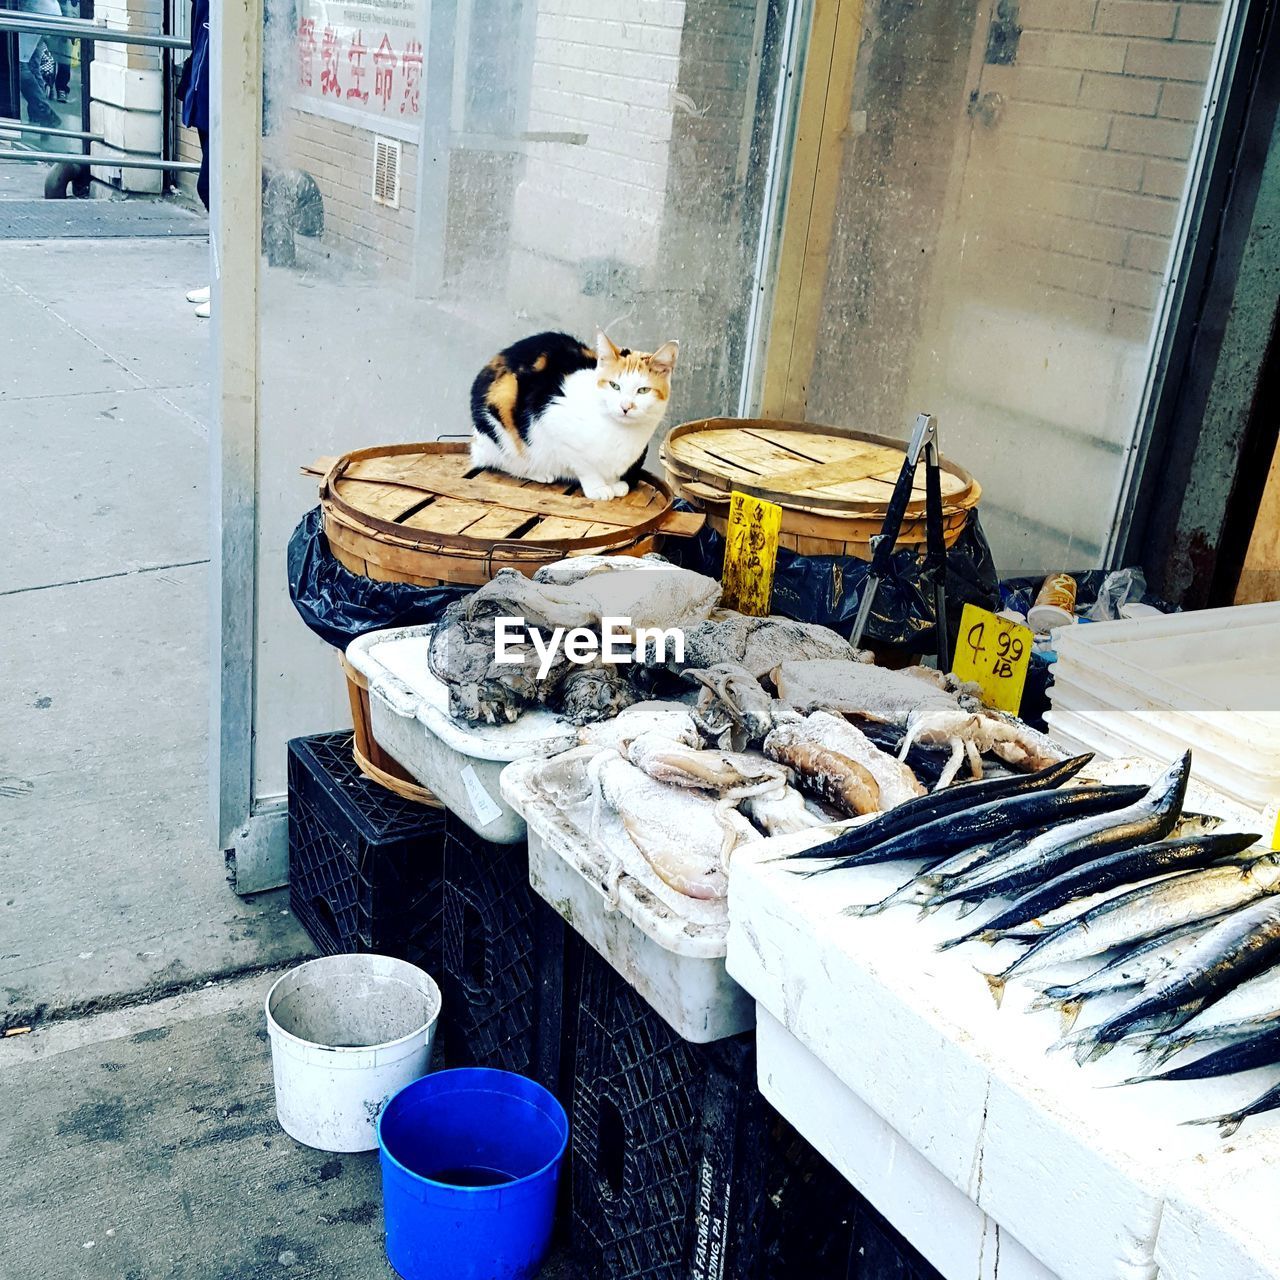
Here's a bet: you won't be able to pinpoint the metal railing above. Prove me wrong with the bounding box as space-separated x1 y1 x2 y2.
0 9 195 176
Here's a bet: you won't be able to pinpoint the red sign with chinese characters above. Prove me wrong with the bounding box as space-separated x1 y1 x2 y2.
295 0 423 130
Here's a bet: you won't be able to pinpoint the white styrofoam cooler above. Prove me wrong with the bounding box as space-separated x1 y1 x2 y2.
1046 603 1280 815
345 626 577 843
501 756 754 1042
725 763 1280 1280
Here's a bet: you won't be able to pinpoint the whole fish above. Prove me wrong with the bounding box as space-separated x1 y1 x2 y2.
1030 919 1225 1028
1129 1024 1280 1083
783 753 1093 862
1189 1081 1280 1137
794 784 1144 875
939 753 1191 904
941 831 1260 949
981 858 1280 1006
849 827 1054 918
942 811 1228 907
1064 896 1280 1063
1140 963 1280 1061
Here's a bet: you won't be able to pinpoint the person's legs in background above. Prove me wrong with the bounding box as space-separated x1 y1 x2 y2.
196 126 210 212
18 39 60 126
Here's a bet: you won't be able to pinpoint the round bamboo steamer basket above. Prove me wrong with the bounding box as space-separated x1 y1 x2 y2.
319 442 704 588
660 418 980 561
339 653 442 807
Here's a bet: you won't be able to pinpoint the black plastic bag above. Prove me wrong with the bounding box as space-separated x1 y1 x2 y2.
287 507 470 650
665 509 1001 654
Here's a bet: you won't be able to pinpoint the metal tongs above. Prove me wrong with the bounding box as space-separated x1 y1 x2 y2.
848 411 950 670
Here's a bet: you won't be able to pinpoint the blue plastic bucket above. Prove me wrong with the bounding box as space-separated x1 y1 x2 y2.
377 1068 569 1280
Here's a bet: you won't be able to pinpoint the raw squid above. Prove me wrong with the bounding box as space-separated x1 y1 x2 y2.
763 725 881 817
588 753 755 900
773 711 924 810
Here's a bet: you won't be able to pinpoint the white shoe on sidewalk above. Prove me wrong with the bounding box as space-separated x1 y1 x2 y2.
194 300 211 319
186 285 210 304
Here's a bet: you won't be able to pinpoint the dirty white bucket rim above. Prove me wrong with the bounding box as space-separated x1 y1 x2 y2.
265 953 442 1058
265 954 443 1152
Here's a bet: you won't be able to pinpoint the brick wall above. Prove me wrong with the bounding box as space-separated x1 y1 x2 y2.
276 109 419 271
505 0 763 419
962 0 1225 343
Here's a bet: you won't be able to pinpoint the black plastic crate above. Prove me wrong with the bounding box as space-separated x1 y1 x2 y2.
570 953 863 1280
286 732 446 974
846 1197 944 1280
439 813 577 1102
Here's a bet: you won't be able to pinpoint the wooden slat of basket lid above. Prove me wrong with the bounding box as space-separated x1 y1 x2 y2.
669 425 976 510
332 477 436 523
459 506 548 539
521 516 616 543
743 426 904 470
400 496 496 535
338 452 655 529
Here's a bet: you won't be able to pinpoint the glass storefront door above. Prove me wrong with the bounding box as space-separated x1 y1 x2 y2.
756 0 1232 573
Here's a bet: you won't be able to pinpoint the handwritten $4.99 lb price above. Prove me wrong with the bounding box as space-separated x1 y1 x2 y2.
950 603 1033 715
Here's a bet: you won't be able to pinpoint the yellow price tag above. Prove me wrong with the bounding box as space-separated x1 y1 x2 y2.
721 490 782 617
951 603 1033 715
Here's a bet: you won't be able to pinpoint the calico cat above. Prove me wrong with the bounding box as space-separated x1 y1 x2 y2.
469 330 679 501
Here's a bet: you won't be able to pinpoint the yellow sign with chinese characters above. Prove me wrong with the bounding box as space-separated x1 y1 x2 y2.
721 491 782 617
951 603 1033 715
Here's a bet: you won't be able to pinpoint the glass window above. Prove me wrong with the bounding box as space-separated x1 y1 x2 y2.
765 0 1229 572
253 0 795 793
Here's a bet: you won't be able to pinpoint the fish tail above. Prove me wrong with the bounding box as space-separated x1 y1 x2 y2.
954 898 985 921
980 969 1007 1008
938 932 975 952
1184 1111 1244 1138
1058 1000 1083 1034
1074 1034 1115 1067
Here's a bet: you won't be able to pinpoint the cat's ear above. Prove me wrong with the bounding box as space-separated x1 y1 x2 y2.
596 331 623 363
648 340 679 376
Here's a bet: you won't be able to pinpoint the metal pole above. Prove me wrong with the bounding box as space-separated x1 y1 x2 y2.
0 115 103 141
0 149 200 169
0 14 190 50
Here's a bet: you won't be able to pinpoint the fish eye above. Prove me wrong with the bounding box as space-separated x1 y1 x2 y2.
609 380 621 390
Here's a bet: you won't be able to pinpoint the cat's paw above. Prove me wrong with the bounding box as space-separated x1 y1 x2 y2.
607 480 630 499
578 478 616 501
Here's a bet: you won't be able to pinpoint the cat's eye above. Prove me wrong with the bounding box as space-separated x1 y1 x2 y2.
608 380 621 390
637 387 651 395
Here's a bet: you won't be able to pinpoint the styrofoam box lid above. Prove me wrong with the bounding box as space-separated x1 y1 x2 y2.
345 626 578 762
1049 670 1280 807
1053 603 1280 734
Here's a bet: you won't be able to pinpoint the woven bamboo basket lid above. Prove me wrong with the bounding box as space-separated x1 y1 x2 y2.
660 418 980 560
306 443 704 588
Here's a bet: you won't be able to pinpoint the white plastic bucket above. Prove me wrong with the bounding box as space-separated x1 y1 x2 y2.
265 954 442 1153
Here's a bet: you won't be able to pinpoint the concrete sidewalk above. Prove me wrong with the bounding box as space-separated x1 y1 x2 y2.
0 186 586 1280
0 190 358 1278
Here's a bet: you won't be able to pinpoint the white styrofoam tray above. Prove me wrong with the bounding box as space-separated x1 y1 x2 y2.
1052 605 1280 748
501 752 754 1043
345 626 577 843
1046 690 1279 818
726 764 1279 1280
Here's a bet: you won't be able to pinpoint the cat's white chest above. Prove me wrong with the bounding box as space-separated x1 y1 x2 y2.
531 370 660 482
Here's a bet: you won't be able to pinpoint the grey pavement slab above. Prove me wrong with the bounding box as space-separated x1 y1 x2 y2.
0 975 590 1280
0 388 206 593
0 974 396 1280
0 563 314 1025
0 199 206 240
0 238 212 394
0 285 141 400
